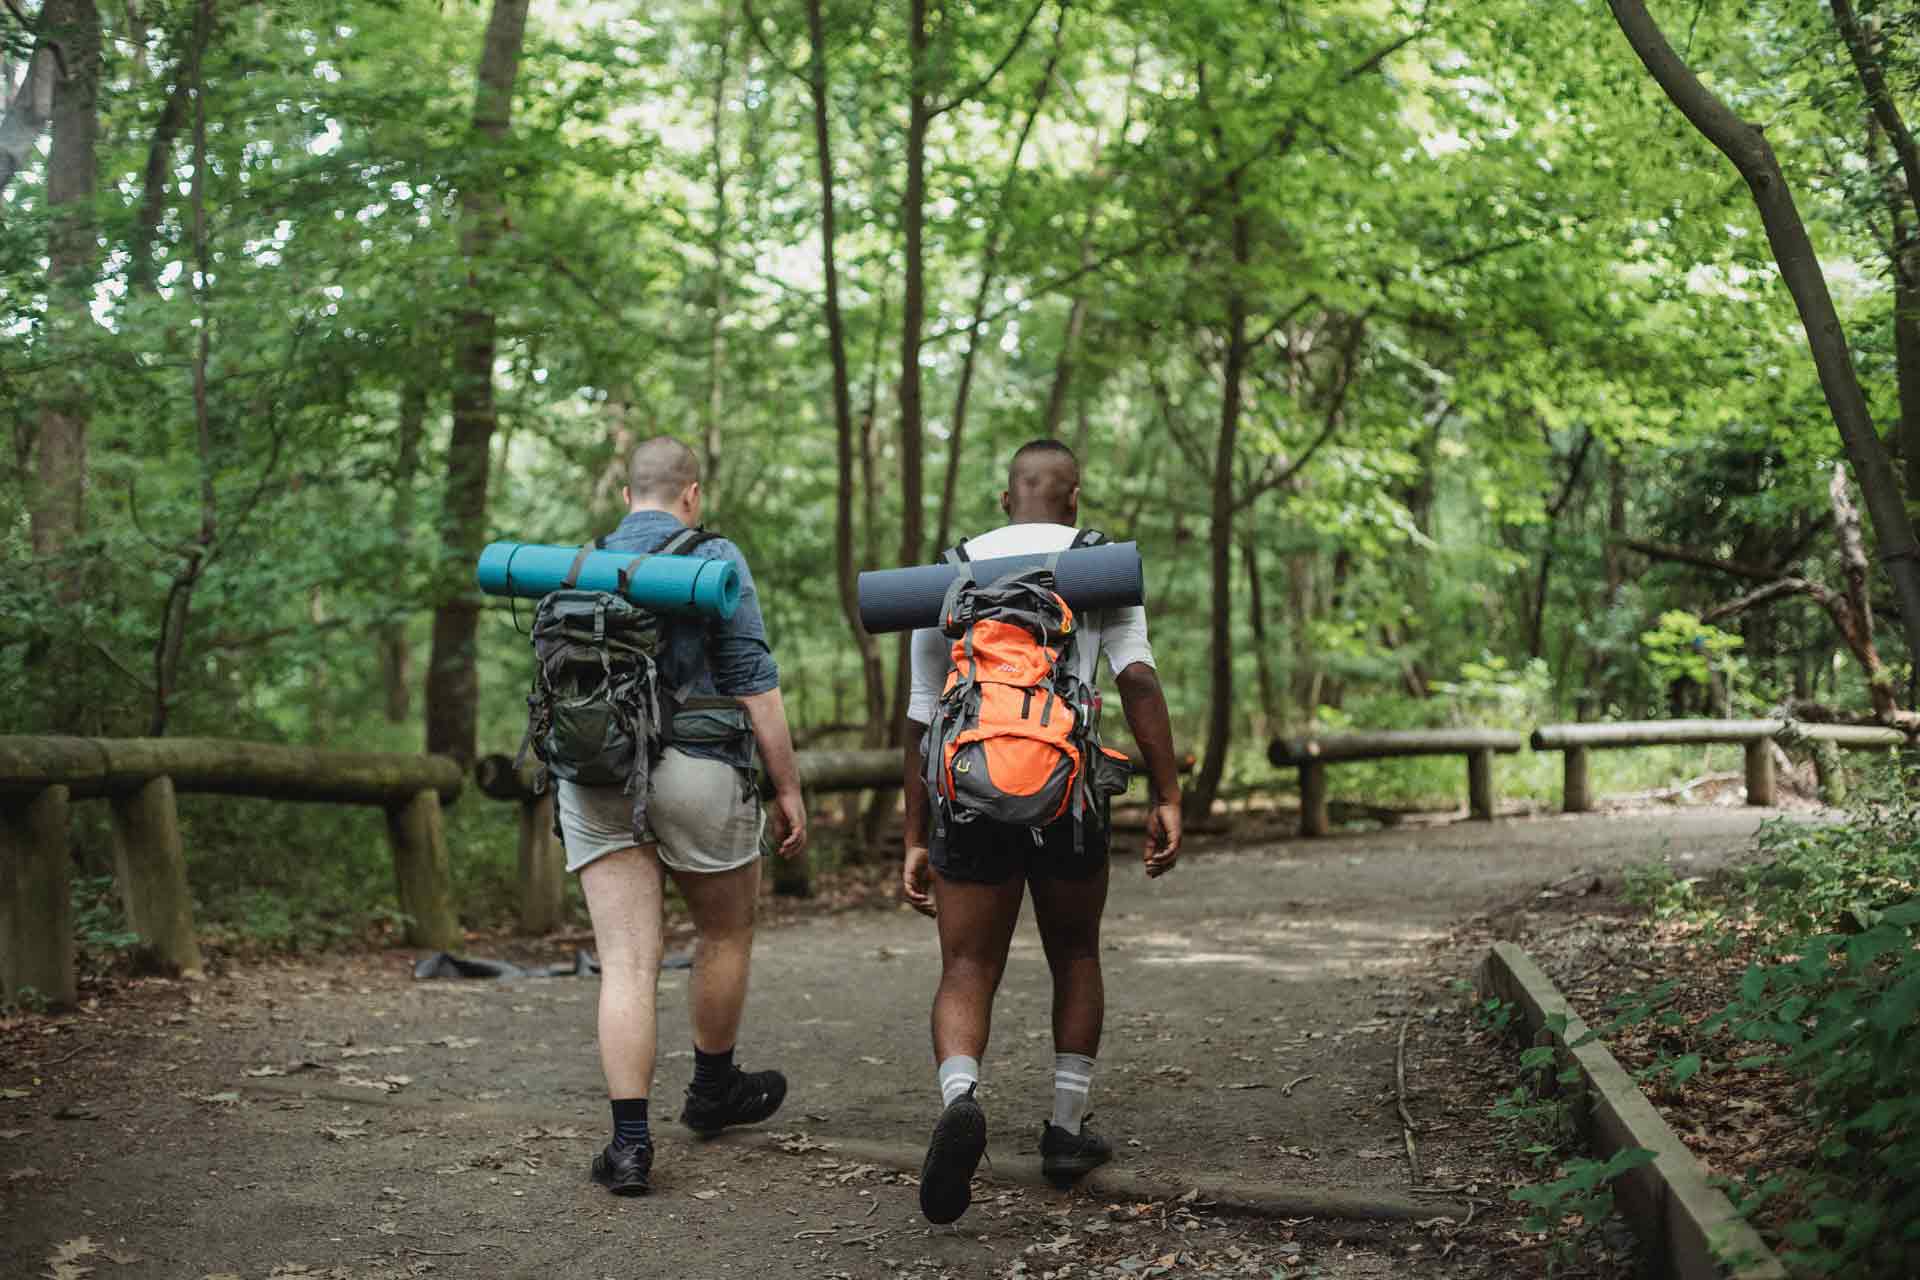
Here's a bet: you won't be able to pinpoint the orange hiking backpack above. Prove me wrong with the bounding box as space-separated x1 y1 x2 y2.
923 531 1133 852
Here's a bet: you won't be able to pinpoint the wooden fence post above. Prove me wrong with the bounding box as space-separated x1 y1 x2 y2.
1299 762 1330 837
1744 740 1777 807
517 793 563 935
1467 749 1495 820
385 789 460 950
1 787 76 1008
1563 746 1593 813
107 776 204 978
1809 740 1845 806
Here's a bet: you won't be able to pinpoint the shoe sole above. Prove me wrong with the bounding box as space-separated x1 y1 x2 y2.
919 1102 987 1225
591 1164 651 1196
681 1075 790 1138
1041 1150 1110 1188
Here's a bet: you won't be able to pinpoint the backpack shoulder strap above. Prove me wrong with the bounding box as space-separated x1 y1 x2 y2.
1070 528 1107 549
942 538 971 566
662 526 723 557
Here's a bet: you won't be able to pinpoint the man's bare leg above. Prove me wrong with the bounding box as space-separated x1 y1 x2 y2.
666 857 761 1053
1028 860 1109 1058
930 871 1027 1064
669 857 789 1133
580 844 667 1099
920 868 1025 1223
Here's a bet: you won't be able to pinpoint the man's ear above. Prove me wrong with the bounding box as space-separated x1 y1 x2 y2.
1000 488 1012 517
621 485 632 509
1068 484 1081 520
685 481 702 515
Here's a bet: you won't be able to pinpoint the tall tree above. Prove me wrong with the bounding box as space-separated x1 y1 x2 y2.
1606 0 1920 709
804 0 886 737
426 0 531 763
29 0 99 595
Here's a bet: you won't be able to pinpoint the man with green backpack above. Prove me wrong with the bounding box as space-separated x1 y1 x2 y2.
901 438 1184 1224
527 436 806 1197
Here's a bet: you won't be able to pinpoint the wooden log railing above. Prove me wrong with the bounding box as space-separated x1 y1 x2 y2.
0 736 463 1007
1268 730 1527 837
1530 720 1908 813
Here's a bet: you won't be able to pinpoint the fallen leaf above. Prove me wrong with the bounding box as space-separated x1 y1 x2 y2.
321 1125 368 1141
855 1056 887 1066
0 1128 24 1139
336 1046 406 1059
51 1237 99 1263
8 1165 41 1182
1356 1148 1398 1160
102 1250 141 1265
244 1066 287 1078
0 1087 31 1100
382 1075 412 1089
1222 1082 1267 1090
431 1036 480 1050
691 1190 720 1200
336 1076 399 1093
196 1092 241 1106
201 1273 242 1280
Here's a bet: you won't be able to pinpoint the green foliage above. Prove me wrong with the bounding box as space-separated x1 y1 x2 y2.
1639 612 1751 709
1597 758 1920 1277
1621 860 1699 920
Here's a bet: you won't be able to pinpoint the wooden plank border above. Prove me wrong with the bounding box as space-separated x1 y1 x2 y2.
1476 941 1786 1280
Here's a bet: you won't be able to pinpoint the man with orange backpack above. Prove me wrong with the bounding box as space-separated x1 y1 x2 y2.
901 438 1184 1225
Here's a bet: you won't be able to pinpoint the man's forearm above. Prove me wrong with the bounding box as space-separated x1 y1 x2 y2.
739 687 802 796
903 720 930 847
1115 662 1180 803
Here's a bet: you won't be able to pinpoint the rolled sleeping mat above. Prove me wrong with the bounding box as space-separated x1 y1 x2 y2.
475 541 740 620
857 540 1144 634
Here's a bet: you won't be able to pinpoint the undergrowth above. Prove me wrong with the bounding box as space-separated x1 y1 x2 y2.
1599 758 1920 1277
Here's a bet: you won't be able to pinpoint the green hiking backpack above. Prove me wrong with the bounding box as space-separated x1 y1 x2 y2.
517 527 720 815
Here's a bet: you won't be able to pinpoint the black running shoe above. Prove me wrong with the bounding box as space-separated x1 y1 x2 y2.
1039 1121 1112 1186
680 1066 788 1137
919 1087 988 1225
591 1139 653 1196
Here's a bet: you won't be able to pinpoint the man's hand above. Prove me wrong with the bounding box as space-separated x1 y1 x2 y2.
902 845 937 917
769 786 807 859
1143 799 1182 878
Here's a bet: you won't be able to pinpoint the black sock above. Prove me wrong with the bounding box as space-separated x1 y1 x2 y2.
611 1096 650 1147
691 1045 735 1097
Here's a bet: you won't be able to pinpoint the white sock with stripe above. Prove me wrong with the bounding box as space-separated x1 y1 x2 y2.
938 1055 979 1108
1052 1052 1095 1133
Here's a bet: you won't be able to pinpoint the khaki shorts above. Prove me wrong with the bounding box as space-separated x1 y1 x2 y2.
557 748 764 875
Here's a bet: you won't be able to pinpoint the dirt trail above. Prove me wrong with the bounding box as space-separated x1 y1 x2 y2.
1 809 1769 1279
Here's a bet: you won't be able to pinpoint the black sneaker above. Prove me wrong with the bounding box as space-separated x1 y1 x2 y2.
680 1066 788 1137
919 1087 988 1225
1039 1120 1111 1186
591 1139 653 1196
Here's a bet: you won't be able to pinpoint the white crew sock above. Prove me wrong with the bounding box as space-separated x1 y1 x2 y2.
938 1054 979 1108
1052 1052 1095 1133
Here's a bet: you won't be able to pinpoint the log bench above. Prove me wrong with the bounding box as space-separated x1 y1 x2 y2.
1267 730 1527 837
0 736 462 1007
1528 719 1908 813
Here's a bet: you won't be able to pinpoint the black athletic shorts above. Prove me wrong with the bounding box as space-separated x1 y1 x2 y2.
929 803 1111 884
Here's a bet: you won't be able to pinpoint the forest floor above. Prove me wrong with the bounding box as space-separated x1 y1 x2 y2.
1 803 1784 1280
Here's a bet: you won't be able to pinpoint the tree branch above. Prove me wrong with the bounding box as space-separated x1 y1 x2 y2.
1702 577 1835 623
930 0 1048 117
1829 0 1920 227
1618 537 1785 582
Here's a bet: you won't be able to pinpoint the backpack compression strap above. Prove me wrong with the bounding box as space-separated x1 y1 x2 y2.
1070 528 1107 549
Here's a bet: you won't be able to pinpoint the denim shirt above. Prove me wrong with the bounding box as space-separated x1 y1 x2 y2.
600 510 778 768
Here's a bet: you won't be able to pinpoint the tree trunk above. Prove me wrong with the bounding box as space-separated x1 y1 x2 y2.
705 21 732 506
0 38 57 197
1608 0 1920 702
1043 293 1088 438
30 0 101 594
806 0 886 740
1188 205 1251 817
129 68 192 294
426 0 531 764
1244 533 1279 729
891 0 931 745
381 380 427 724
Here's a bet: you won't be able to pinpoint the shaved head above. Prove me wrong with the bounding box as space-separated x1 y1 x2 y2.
626 436 701 507
1004 438 1081 523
